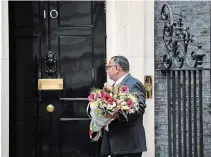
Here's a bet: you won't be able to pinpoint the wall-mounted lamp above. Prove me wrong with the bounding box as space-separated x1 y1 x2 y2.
144 75 153 99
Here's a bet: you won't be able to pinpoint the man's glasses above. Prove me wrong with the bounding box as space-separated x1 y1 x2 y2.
105 65 117 70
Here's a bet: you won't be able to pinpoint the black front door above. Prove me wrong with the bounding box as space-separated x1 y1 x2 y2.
9 1 106 157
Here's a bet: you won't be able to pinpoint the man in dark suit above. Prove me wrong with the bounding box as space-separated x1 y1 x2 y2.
100 56 147 157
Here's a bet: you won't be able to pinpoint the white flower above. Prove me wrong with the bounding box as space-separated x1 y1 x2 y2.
107 105 113 110
121 101 127 106
113 94 117 99
104 82 111 87
119 95 126 100
113 101 117 107
119 92 126 96
102 103 107 107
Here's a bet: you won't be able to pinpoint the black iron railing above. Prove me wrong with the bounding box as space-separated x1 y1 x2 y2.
160 3 210 157
159 68 211 157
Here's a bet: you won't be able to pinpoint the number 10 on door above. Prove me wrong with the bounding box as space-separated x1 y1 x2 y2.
44 10 58 19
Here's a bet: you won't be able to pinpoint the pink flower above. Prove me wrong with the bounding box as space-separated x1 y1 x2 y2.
100 91 106 97
127 99 134 107
96 94 100 99
88 93 96 102
121 85 129 93
103 93 113 104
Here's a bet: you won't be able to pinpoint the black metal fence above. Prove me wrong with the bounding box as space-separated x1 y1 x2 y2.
160 4 211 157
162 68 211 157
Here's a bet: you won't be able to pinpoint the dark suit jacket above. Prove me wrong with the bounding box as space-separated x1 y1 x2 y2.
100 74 147 155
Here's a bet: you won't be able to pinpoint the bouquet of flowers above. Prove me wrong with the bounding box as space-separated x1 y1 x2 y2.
87 83 140 141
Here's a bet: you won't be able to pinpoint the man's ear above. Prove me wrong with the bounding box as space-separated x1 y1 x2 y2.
117 66 122 72
115 66 120 73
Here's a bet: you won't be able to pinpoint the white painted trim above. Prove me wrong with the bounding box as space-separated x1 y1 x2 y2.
106 0 116 85
106 1 155 157
143 1 155 157
1 1 9 157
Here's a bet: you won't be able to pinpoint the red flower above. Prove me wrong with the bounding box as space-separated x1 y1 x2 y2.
121 85 129 93
103 93 113 104
100 91 106 97
127 99 134 107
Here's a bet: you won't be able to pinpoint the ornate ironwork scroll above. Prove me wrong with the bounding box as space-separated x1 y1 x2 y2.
161 4 206 69
43 51 57 75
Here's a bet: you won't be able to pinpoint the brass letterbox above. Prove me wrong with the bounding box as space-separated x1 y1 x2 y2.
38 78 63 90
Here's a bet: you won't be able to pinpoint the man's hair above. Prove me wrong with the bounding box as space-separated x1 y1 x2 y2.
111 55 130 72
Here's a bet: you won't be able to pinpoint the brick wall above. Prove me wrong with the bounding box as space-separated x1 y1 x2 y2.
154 1 211 157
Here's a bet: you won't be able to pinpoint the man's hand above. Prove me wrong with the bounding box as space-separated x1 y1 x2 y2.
104 112 119 119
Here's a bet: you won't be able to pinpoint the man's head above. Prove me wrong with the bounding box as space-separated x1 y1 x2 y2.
106 55 130 81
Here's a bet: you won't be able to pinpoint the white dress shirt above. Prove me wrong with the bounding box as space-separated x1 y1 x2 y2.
114 73 130 86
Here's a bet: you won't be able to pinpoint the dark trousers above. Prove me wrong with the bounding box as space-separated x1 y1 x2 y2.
114 153 142 157
102 153 142 157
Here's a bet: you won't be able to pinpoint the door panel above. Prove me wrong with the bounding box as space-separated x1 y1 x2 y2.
15 37 40 99
13 1 41 27
9 1 106 157
16 121 34 157
59 36 94 86
9 2 43 157
58 1 92 26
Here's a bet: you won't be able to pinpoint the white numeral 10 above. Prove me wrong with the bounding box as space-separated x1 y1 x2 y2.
44 10 58 19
